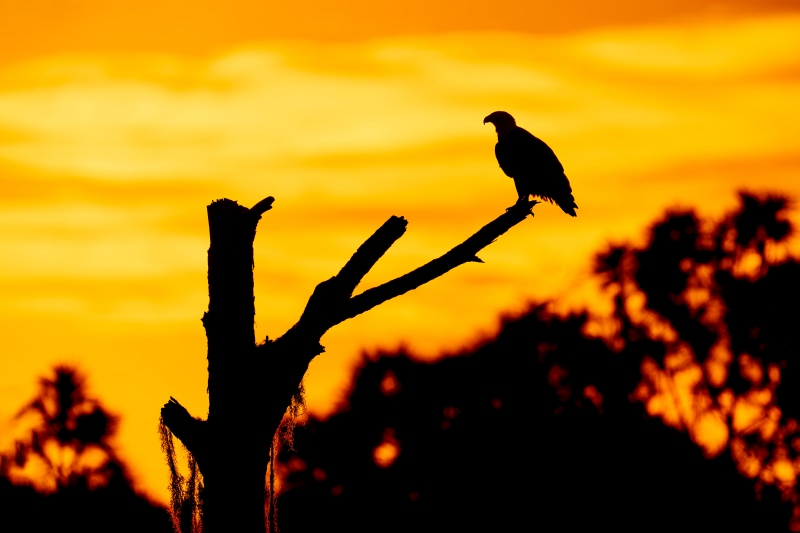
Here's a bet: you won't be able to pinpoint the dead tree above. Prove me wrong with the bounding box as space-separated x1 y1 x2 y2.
160 196 537 532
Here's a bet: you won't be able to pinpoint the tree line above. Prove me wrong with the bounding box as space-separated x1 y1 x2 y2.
2 190 797 532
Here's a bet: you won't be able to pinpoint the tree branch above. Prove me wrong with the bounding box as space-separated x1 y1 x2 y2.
335 200 536 325
290 200 536 341
250 196 275 218
335 215 408 296
264 200 535 427
294 216 408 336
161 397 207 464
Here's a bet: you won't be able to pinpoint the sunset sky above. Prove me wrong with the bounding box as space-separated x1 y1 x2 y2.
1 0 799 503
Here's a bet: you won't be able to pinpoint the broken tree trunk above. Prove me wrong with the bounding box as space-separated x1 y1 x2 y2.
161 197 537 533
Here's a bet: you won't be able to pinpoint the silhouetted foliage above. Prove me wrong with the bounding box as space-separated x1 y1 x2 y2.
276 190 799 532
0 366 172 533
606 192 800 516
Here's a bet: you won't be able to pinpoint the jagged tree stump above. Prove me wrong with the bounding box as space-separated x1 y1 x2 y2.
161 196 537 533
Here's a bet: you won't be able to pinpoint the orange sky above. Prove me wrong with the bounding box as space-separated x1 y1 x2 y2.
1 0 797 59
1 0 799 503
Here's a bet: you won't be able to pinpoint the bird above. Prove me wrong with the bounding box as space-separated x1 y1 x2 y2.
484 111 578 217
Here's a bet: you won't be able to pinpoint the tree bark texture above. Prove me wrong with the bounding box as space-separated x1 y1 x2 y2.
161 197 537 533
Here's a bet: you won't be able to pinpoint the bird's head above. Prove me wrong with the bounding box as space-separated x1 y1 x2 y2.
483 111 516 138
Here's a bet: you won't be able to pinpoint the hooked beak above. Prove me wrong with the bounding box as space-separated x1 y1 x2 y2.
483 116 490 125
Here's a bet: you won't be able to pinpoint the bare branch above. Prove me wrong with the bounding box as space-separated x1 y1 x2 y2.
161 397 207 462
335 215 408 296
282 200 535 380
335 200 536 325
250 196 275 218
294 215 407 336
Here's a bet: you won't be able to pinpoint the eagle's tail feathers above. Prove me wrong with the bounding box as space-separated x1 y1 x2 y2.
560 203 578 217
559 196 578 217
536 194 578 217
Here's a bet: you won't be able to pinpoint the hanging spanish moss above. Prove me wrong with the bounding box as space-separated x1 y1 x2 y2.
265 388 307 533
180 455 203 533
159 418 203 533
267 441 278 533
281 382 306 452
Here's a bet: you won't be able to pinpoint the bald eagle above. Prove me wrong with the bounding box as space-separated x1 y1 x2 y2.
484 111 578 217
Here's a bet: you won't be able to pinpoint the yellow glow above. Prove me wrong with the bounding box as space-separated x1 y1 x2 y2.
772 458 796 487
373 441 401 469
1 13 799 503
693 412 729 458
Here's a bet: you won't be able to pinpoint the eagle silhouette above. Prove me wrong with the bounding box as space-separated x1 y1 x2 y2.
484 111 578 217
